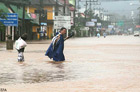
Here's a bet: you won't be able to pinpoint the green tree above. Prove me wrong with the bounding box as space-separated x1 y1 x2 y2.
0 9 7 26
74 15 86 37
0 9 6 41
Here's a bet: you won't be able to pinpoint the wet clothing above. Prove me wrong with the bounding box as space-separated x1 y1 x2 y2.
45 33 65 61
18 48 25 53
18 52 24 62
17 36 26 62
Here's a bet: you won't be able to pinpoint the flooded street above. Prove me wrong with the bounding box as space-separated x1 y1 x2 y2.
0 36 140 92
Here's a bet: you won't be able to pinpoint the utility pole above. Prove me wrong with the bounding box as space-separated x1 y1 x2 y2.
55 0 58 35
90 0 92 10
55 0 58 16
39 0 43 27
63 0 66 15
139 1 140 26
85 0 88 22
22 4 25 35
78 0 80 18
99 8 103 19
74 0 76 27
139 7 140 25
84 0 98 20
78 0 80 26
21 0 31 35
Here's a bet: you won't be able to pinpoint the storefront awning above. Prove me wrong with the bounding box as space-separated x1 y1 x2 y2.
10 5 31 19
0 3 10 13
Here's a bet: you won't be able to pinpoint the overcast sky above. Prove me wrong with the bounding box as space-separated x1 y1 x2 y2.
79 0 140 18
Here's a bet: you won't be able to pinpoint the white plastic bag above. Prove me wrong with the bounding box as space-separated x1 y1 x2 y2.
15 37 27 50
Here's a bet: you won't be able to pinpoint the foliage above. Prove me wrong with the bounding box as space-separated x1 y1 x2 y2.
0 9 6 31
74 16 86 37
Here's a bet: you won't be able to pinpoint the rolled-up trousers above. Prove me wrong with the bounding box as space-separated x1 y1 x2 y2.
17 48 25 62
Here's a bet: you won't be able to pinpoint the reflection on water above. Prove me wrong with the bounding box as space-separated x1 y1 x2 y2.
22 63 66 83
0 60 96 85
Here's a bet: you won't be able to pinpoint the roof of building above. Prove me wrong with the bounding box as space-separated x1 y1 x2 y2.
0 2 10 13
58 0 69 5
10 5 31 19
31 0 56 6
69 6 75 11
0 2 31 19
69 0 75 6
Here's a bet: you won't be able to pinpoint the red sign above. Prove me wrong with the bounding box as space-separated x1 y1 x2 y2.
136 25 140 28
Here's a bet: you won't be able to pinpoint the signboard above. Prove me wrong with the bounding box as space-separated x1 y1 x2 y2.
91 19 97 22
0 13 18 26
54 21 71 29
41 22 47 26
97 23 101 26
80 27 89 30
117 21 124 26
86 22 95 27
108 25 114 28
136 25 140 28
55 16 71 21
54 16 71 29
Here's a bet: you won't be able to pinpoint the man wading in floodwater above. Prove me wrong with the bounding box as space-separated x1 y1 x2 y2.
45 27 73 62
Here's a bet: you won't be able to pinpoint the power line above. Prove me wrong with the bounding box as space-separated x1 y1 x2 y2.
108 9 139 11
98 0 139 2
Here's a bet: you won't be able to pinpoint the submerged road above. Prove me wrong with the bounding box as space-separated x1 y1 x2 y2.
0 35 140 92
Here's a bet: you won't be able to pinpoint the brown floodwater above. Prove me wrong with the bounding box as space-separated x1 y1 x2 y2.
0 41 98 85
0 36 140 89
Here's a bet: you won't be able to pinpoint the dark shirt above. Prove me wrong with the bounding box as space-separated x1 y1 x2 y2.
18 48 25 52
